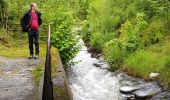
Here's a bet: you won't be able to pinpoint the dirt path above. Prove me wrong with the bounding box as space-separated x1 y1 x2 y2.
0 57 43 100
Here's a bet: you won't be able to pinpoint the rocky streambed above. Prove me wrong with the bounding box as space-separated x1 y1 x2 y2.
94 61 170 100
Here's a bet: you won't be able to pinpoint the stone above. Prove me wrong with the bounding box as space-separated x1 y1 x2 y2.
93 61 110 69
149 72 159 78
122 94 135 100
120 86 139 94
134 82 162 99
91 53 101 59
93 63 102 68
151 90 170 99
5 88 8 91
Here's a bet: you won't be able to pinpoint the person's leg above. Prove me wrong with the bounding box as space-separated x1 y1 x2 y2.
34 30 39 58
28 30 34 58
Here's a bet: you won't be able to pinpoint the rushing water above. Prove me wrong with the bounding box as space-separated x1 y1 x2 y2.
68 40 124 100
67 37 165 100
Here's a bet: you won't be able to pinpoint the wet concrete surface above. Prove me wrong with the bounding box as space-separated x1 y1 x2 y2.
53 54 70 100
0 57 42 100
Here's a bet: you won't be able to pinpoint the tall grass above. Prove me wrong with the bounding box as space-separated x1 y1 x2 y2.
124 50 165 79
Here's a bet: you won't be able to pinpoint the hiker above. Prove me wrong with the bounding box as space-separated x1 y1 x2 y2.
20 3 42 59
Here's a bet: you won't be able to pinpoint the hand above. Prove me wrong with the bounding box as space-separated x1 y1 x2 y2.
28 28 31 31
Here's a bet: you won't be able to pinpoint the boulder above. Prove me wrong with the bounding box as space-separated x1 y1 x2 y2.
93 63 102 67
93 61 108 69
91 53 101 59
122 94 135 100
134 82 162 99
120 86 139 94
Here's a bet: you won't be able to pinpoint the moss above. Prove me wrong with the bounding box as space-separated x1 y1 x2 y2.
53 86 69 100
51 47 58 78
32 65 43 84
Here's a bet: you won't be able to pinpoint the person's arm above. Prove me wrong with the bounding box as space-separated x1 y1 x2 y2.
20 14 26 28
38 12 42 26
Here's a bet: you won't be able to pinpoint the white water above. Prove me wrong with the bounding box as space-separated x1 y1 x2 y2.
68 40 123 100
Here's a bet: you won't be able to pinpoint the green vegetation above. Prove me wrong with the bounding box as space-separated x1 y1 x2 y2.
125 50 164 78
50 6 79 65
0 0 82 66
53 86 69 100
32 65 43 83
1 0 170 89
82 0 170 89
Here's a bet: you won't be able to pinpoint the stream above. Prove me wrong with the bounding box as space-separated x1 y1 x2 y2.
67 39 168 100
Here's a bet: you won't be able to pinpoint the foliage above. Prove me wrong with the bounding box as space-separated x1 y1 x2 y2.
1 0 170 89
103 39 124 69
120 13 147 54
76 0 89 20
51 7 79 65
82 0 170 88
103 13 148 68
90 32 116 50
0 0 82 65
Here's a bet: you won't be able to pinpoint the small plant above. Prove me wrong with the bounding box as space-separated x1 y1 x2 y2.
32 65 43 84
103 39 124 69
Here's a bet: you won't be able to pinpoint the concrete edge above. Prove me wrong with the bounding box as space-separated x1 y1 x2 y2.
57 54 73 100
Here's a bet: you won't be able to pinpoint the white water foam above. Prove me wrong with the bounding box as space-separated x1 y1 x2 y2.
68 40 123 100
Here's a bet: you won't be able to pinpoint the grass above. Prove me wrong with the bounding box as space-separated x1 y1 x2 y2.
32 65 43 83
124 50 164 79
0 40 47 58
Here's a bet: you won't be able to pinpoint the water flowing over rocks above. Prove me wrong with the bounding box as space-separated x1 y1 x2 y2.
134 82 162 99
152 90 170 99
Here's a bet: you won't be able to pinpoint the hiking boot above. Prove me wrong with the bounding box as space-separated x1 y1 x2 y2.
34 54 39 59
28 55 33 59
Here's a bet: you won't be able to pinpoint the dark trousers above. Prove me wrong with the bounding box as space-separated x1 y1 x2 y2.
28 29 39 55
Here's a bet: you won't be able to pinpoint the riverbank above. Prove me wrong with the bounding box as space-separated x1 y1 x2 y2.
86 42 170 99
84 30 170 91
81 0 170 93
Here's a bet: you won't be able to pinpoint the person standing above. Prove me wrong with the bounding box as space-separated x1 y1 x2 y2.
21 3 42 59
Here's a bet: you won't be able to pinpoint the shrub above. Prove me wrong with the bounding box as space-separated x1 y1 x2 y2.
51 8 79 66
90 32 116 50
143 18 165 45
120 12 147 54
103 39 124 69
82 22 92 43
